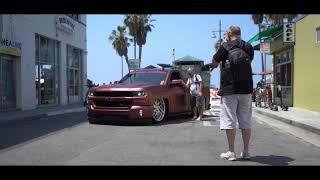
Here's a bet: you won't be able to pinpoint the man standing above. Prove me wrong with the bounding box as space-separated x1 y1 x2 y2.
211 25 254 161
183 67 204 121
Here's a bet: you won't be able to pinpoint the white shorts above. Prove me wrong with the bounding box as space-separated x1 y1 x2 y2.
220 94 252 130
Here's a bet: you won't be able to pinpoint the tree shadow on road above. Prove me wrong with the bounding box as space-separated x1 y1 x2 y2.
246 155 295 166
0 112 87 151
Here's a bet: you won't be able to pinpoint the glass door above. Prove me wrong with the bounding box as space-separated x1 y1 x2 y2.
67 45 82 104
0 56 16 110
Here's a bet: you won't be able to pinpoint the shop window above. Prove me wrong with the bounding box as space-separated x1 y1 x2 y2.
35 34 60 105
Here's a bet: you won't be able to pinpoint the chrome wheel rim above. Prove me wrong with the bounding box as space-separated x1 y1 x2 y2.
152 99 165 122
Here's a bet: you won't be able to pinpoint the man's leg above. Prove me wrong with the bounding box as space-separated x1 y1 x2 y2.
241 129 251 154
198 108 203 119
196 96 204 120
193 107 198 118
220 95 238 160
191 96 197 118
237 94 252 158
226 129 236 152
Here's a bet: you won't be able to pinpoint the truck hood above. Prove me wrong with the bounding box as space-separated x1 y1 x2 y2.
94 82 161 92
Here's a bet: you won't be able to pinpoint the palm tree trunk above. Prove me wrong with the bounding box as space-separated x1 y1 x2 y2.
121 56 123 78
124 54 129 70
138 45 142 68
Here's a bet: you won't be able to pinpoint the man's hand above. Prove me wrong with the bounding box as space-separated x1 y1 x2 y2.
212 59 219 67
199 91 203 97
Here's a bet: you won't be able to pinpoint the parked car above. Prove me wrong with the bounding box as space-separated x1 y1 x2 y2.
86 68 193 124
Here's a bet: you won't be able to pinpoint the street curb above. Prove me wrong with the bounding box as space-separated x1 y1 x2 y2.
253 108 320 135
46 107 86 116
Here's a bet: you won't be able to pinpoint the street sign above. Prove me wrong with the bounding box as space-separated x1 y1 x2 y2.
260 42 270 53
283 23 295 43
128 59 140 70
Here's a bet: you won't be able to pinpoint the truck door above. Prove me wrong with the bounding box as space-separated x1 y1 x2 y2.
169 71 189 113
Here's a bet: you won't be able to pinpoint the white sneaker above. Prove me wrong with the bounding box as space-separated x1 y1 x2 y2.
220 151 236 161
196 117 202 121
240 152 250 160
193 116 198 119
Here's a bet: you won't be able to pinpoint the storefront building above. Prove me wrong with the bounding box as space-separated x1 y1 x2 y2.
249 25 294 107
249 15 320 112
0 15 87 111
293 15 320 112
269 31 294 107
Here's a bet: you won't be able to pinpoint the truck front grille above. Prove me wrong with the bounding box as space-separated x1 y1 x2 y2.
94 100 132 108
94 91 133 97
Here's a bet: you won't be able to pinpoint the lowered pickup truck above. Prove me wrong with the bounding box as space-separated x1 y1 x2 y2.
86 68 194 124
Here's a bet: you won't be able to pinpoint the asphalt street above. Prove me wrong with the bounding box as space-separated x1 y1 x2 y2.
0 107 319 165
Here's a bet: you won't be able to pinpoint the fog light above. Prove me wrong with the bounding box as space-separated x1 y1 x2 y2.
139 110 143 117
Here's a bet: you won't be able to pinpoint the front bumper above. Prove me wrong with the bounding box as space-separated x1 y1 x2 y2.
87 104 153 120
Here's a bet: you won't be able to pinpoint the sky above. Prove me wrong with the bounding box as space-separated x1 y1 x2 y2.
87 14 272 87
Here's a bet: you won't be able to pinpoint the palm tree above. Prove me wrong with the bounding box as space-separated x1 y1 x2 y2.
252 14 264 25
265 14 298 26
124 14 139 59
251 14 265 81
108 26 131 77
136 14 155 67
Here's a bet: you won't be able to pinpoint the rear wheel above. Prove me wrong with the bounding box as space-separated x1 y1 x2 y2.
88 116 99 124
152 98 166 124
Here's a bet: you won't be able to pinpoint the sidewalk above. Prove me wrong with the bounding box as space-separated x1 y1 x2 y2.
253 104 320 135
0 103 85 125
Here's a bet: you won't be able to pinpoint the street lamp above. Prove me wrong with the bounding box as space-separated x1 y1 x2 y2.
172 48 175 61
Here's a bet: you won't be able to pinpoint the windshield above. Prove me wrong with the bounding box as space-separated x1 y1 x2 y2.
119 72 167 85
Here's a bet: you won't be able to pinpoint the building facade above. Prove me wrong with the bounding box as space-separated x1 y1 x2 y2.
293 15 320 111
269 32 294 107
0 14 87 111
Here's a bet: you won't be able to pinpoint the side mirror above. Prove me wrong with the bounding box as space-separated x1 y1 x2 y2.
113 81 119 84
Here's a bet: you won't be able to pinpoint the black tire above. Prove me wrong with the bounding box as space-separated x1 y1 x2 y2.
88 116 99 124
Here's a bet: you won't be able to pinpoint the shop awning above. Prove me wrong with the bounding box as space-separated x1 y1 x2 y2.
248 25 283 44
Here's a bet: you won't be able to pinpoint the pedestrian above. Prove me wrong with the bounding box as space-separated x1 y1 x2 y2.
182 67 204 121
210 25 254 161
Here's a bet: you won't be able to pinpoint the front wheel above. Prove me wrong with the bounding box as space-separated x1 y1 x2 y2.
88 116 99 124
152 98 166 124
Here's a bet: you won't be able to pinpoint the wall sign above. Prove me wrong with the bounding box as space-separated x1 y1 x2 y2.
283 23 295 43
0 37 22 56
260 42 270 53
56 16 75 34
128 59 140 70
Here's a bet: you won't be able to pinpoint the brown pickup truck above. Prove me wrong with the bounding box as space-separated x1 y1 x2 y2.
86 68 196 124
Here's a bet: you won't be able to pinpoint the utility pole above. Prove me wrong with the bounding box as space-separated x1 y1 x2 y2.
259 24 265 83
212 20 225 103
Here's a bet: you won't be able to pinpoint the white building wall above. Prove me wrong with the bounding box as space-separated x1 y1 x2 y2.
1 14 87 110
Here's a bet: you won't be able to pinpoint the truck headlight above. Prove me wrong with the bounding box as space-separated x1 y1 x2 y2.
133 91 146 97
